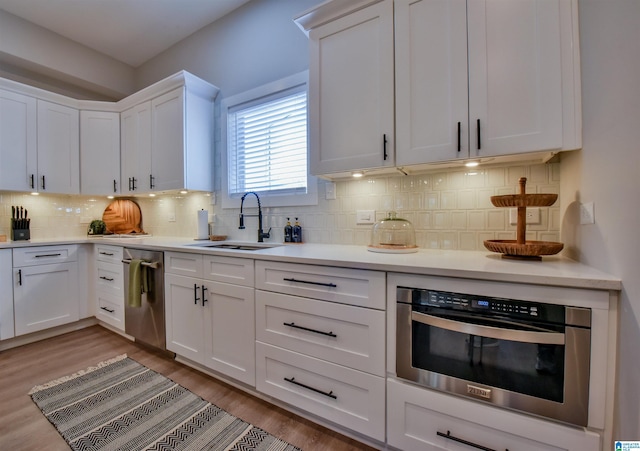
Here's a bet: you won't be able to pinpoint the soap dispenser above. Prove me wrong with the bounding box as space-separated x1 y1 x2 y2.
292 217 302 243
284 218 293 242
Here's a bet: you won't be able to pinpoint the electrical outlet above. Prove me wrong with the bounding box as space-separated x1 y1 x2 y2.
580 202 595 224
168 213 176 222
509 208 541 225
356 210 375 225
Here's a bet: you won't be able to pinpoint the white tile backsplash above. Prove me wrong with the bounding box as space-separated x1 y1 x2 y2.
0 162 560 251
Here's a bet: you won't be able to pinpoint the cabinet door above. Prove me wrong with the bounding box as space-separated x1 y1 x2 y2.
203 281 255 386
0 89 37 191
36 100 80 194
80 110 120 195
164 273 205 363
13 262 80 336
0 249 14 340
467 0 563 157
308 0 394 175
151 88 184 192
121 101 152 194
395 0 469 165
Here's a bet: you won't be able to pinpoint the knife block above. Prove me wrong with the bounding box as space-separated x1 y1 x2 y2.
11 219 30 241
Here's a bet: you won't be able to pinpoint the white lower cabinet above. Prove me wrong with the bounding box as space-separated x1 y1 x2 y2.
12 246 80 336
256 342 385 441
387 378 601 451
255 260 386 441
94 245 124 331
164 252 255 386
0 249 14 340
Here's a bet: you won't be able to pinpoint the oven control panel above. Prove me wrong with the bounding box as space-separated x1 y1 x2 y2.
405 287 565 322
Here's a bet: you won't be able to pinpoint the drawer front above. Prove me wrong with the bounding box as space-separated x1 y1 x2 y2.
387 379 600 451
165 251 203 278
256 290 385 376
255 261 385 309
13 245 77 266
256 342 385 441
96 261 124 296
95 244 123 264
203 255 254 287
96 292 124 331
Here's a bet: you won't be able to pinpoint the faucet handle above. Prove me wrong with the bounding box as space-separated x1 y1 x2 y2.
262 227 271 239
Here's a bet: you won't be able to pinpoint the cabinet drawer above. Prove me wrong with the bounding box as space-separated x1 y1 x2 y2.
13 245 77 266
387 379 600 451
255 261 385 309
165 251 203 278
203 255 254 287
96 261 124 296
256 342 385 441
256 290 385 376
95 244 123 264
96 292 124 331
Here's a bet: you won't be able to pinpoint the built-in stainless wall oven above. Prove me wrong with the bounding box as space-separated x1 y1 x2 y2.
396 286 592 427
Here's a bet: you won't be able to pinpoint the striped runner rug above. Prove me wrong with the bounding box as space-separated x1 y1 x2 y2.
30 354 300 451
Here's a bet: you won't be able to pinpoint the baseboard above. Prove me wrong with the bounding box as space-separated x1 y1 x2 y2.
0 317 98 351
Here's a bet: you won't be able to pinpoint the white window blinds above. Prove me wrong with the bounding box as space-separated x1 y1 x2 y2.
227 86 308 197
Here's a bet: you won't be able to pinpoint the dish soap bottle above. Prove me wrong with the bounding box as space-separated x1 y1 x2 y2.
284 218 293 242
292 217 302 243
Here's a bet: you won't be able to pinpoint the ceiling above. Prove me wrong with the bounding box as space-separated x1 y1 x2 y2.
0 0 253 67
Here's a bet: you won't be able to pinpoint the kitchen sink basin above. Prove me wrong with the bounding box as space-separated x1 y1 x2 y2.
188 242 282 251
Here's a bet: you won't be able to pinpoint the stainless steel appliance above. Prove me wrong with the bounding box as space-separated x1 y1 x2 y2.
123 248 165 350
396 286 591 426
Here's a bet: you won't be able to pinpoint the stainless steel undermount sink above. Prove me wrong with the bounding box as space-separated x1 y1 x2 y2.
188 242 282 251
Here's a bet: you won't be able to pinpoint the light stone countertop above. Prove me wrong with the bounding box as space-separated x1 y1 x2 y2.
1 236 622 291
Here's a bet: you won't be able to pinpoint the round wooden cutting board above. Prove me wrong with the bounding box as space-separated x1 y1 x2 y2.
102 199 144 234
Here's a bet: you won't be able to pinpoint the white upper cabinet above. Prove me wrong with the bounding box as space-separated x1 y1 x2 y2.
80 110 120 195
307 0 395 175
0 89 37 192
121 74 218 194
121 101 152 193
298 0 581 175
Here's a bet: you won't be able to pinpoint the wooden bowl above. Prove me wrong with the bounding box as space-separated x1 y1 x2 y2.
484 239 563 260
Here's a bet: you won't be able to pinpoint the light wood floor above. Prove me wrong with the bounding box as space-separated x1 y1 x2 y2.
0 325 377 451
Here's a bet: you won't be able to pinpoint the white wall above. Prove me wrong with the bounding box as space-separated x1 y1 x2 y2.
561 0 640 439
0 9 135 99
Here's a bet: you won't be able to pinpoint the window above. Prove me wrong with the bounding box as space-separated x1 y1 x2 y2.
222 72 317 208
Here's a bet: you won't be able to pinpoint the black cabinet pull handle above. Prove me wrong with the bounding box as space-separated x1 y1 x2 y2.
477 118 481 150
99 276 114 281
437 430 506 451
100 306 115 313
30 174 35 189
283 277 337 288
149 174 155 190
201 285 208 306
284 322 337 338
128 177 132 191
383 133 388 160
113 179 117 193
35 253 62 258
99 251 114 256
132 177 137 191
457 121 461 153
41 175 46 190
194 284 200 305
284 377 337 399
18 269 22 286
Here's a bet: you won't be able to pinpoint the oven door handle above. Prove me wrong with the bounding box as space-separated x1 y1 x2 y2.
411 311 565 345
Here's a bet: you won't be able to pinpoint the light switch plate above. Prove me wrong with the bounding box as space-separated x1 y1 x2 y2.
325 182 336 200
356 210 375 225
580 202 595 224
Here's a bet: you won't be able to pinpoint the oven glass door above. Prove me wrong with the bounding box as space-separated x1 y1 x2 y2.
411 307 566 403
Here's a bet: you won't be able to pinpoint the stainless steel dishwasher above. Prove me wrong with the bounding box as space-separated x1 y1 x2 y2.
123 248 166 350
